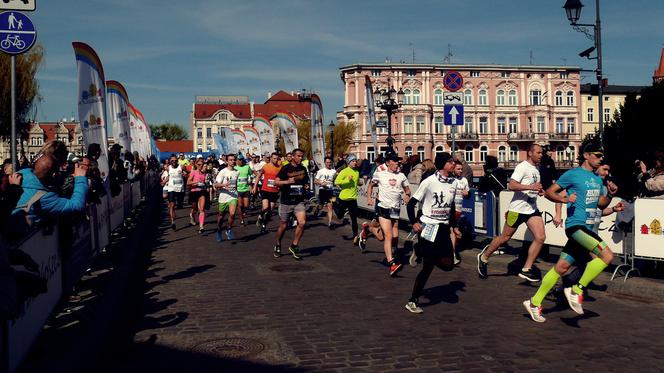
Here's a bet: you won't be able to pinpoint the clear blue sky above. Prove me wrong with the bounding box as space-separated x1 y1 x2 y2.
29 0 664 135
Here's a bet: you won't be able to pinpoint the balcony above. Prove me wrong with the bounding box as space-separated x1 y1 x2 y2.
555 160 576 169
447 132 479 141
549 133 569 141
507 132 535 141
499 161 520 169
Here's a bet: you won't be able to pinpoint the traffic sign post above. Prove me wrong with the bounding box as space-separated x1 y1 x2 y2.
442 83 464 155
0 10 36 171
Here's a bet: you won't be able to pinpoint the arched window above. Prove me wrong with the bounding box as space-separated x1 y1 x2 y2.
566 91 575 106
508 90 517 106
412 89 421 104
569 146 576 163
478 89 488 106
498 146 507 162
434 89 443 105
435 145 444 155
403 89 412 105
509 146 518 161
555 91 563 106
405 146 413 157
464 89 473 105
480 146 488 162
465 145 474 162
556 146 565 161
417 146 425 160
496 90 505 106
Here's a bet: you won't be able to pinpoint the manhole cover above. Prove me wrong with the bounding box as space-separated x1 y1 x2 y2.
269 264 314 273
191 338 266 358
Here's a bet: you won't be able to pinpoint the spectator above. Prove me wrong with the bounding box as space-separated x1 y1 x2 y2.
358 158 372 180
420 159 437 181
539 146 557 189
454 151 474 186
638 150 664 199
38 140 69 169
108 144 127 196
478 155 507 196
407 156 424 184
0 159 23 223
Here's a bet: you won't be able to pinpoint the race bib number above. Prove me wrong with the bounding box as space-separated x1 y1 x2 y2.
173 179 182 185
420 223 439 243
389 208 400 219
238 177 248 184
586 208 599 225
290 185 303 196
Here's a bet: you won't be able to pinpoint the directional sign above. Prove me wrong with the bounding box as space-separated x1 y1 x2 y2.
443 92 463 105
0 0 36 11
443 70 464 92
0 11 36 55
444 105 464 126
376 120 387 128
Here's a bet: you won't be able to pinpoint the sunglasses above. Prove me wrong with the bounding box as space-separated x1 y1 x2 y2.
589 152 604 158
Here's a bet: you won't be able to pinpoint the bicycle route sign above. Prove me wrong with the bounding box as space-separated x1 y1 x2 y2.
0 0 36 12
443 70 464 92
0 11 36 55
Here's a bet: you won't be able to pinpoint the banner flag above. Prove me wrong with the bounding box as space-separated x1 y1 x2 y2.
270 112 298 153
252 115 275 155
219 127 237 155
212 133 228 156
72 41 110 179
232 129 249 156
127 102 150 159
242 125 261 156
310 94 325 167
106 80 131 153
365 76 378 156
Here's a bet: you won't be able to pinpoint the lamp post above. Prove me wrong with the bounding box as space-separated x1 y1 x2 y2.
373 81 404 154
328 120 335 161
563 0 604 145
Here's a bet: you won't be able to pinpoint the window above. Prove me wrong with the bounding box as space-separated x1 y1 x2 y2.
498 146 507 162
78 136 83 144
497 117 506 134
569 146 576 162
371 70 380 77
435 145 444 155
509 117 518 133
530 89 542 105
556 118 564 133
557 146 565 161
417 146 425 161
567 118 575 133
508 90 517 106
587 108 594 122
509 146 518 161
404 116 413 133
501 72 511 78
464 89 473 105
470 71 480 77
604 108 611 122
537 116 546 133
555 91 563 106
464 116 473 133
405 146 413 157
480 146 488 162
220 113 228 120
407 69 416 77
496 90 505 106
566 91 575 106
197 127 202 138
206 127 212 137
434 89 444 105
434 117 444 133
416 116 425 133
30 137 37 146
412 89 421 104
403 89 412 105
367 146 376 162
479 117 488 134
197 146 203 152
560 72 569 79
478 89 487 106
465 146 474 162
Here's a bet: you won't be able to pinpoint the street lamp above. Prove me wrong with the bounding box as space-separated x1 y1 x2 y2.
328 120 335 161
563 0 604 145
373 80 404 154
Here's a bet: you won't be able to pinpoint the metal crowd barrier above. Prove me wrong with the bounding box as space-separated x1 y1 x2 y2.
1 171 159 373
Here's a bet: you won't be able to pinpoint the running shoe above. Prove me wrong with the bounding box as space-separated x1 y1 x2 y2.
256 215 262 227
288 245 302 260
358 237 367 252
522 299 546 323
241 219 246 226
198 227 204 234
477 245 489 279
352 235 361 245
328 222 335 230
563 287 584 315
518 268 541 282
273 245 281 258
171 222 176 231
225 229 234 240
260 223 267 234
409 250 418 267
405 301 423 314
215 230 223 242
189 213 196 226
454 253 461 266
389 260 403 277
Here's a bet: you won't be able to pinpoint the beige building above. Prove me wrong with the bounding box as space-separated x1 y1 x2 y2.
0 121 84 162
579 83 646 138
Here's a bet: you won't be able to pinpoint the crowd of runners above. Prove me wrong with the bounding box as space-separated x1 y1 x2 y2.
158 139 625 322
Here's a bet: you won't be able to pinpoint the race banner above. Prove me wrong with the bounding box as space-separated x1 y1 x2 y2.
72 42 109 179
213 133 229 156
271 112 298 153
220 127 238 155
127 102 150 159
310 94 325 167
253 115 275 155
242 125 262 157
365 75 378 155
232 129 249 156
106 80 131 153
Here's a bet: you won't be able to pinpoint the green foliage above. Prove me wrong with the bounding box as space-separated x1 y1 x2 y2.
325 120 355 158
149 122 188 140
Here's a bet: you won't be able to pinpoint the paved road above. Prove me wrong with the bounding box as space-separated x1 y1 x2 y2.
100 203 664 372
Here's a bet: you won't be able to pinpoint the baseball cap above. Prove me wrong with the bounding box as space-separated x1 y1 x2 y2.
434 152 453 170
196 154 203 159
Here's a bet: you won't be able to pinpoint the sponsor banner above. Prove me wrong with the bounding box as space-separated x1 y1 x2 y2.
219 127 237 155
634 199 664 259
127 102 150 159
106 80 131 153
310 94 325 167
271 112 298 153
212 133 228 156
365 76 378 154
232 129 249 156
242 125 261 156
72 42 110 179
253 115 274 155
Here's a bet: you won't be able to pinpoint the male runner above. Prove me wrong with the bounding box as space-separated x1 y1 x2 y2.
524 141 617 323
235 154 252 226
253 152 281 233
367 152 411 276
315 156 337 229
405 152 459 313
477 143 545 282
334 154 361 244
164 155 185 230
451 160 470 264
214 154 239 242
274 148 309 259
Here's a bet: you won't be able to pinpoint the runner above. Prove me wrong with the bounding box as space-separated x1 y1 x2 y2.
253 152 281 234
274 148 309 259
367 152 411 276
187 157 209 233
451 160 470 265
523 141 618 323
477 144 545 282
164 155 185 230
314 156 337 229
333 154 361 245
214 154 239 242
250 154 265 209
235 154 253 226
404 152 459 313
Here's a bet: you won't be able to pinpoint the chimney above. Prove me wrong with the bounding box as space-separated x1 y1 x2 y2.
267 91 272 99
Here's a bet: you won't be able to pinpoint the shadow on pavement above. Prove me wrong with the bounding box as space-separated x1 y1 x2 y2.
422 281 466 307
301 245 334 257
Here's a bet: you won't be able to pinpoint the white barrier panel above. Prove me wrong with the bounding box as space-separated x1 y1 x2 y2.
498 191 624 254
634 199 664 259
8 229 62 373
95 197 110 252
109 193 124 231
132 182 141 208
356 182 417 221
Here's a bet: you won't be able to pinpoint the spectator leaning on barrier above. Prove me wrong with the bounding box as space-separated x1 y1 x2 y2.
0 159 23 225
454 151 474 186
637 150 664 199
539 145 557 189
407 156 424 185
478 155 507 197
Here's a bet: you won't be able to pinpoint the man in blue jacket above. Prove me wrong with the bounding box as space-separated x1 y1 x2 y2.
13 154 89 225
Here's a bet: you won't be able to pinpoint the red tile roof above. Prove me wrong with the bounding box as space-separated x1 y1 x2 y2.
194 104 252 120
156 140 193 153
193 90 312 120
654 48 664 83
28 121 77 141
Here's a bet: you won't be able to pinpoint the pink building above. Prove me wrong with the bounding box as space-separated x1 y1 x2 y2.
339 63 583 175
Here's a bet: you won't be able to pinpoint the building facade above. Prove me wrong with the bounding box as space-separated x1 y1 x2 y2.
0 121 84 161
579 83 646 138
339 63 585 175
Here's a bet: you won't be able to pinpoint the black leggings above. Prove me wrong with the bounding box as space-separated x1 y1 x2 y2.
335 199 359 236
410 224 454 302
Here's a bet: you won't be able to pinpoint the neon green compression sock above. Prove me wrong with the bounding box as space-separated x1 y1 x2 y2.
573 258 608 295
531 268 561 307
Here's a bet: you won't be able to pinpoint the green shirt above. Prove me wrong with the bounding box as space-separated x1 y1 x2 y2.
234 164 252 192
335 167 359 201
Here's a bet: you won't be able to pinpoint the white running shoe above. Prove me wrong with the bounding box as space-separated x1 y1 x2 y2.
523 299 546 323
189 213 196 226
564 287 584 315
405 301 423 314
409 250 418 267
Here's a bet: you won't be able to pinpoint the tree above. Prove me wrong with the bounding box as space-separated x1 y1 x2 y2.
149 122 188 140
0 44 44 140
325 120 356 158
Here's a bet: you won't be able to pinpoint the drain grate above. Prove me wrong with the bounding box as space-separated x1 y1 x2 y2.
268 264 314 273
191 338 266 358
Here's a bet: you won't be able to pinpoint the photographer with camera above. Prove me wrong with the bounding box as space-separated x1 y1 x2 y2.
637 150 664 199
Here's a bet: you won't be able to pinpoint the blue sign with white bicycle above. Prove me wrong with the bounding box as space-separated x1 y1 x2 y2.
0 11 36 55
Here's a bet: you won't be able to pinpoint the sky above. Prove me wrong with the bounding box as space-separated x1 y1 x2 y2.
22 0 664 135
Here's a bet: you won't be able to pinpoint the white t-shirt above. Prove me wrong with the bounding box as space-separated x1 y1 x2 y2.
167 165 185 193
161 170 170 192
315 168 337 190
215 167 239 203
413 173 458 225
372 170 410 209
252 161 265 173
508 160 541 214
454 176 470 210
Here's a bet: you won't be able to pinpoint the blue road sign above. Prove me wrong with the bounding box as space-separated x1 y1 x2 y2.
444 105 464 126
376 120 387 128
0 11 36 55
